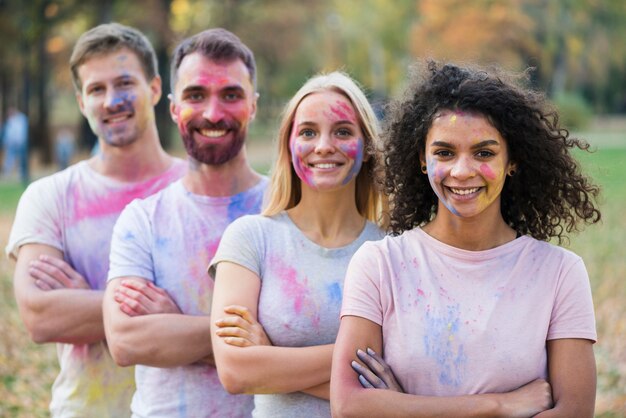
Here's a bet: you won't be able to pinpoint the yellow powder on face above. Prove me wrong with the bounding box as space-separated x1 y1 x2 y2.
449 114 457 125
179 107 194 123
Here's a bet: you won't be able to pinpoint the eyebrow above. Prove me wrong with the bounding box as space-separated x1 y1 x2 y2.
181 84 246 94
430 139 501 149
297 119 356 126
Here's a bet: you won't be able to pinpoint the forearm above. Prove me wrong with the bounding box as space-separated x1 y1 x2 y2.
333 386 515 418
105 311 212 368
17 287 105 344
215 344 333 395
301 382 330 400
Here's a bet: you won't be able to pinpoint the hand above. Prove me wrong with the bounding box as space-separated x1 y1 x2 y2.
113 279 181 317
499 379 553 417
29 255 91 290
214 305 272 347
351 347 404 392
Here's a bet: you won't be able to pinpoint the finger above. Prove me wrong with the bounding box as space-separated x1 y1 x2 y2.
120 280 157 302
29 267 63 289
30 261 73 288
119 302 143 317
351 361 385 389
222 336 252 347
356 350 388 389
223 305 255 324
34 278 54 291
364 347 404 392
215 315 250 331
39 255 83 282
356 349 386 375
215 326 250 339
115 289 149 315
358 374 375 389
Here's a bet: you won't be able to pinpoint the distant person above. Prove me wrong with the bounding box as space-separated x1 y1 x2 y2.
54 127 76 170
1 106 29 183
209 71 385 417
331 61 601 417
103 28 267 417
6 23 186 417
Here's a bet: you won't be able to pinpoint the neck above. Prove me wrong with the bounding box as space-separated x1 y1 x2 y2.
182 147 261 197
287 182 365 248
88 126 172 182
422 205 517 251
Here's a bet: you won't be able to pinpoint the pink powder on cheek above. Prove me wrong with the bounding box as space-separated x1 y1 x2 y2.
339 138 360 159
479 163 497 180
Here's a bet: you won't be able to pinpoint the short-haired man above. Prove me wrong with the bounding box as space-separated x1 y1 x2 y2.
103 28 268 416
6 23 186 416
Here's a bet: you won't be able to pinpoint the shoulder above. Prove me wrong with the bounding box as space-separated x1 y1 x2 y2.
520 236 583 266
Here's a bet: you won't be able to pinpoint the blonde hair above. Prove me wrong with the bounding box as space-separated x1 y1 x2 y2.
262 71 385 225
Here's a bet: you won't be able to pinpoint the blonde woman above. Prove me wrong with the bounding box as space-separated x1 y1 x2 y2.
209 72 385 417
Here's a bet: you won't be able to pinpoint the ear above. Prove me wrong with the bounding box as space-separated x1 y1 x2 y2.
168 94 179 123
76 92 87 117
507 161 518 176
150 75 162 106
249 92 259 122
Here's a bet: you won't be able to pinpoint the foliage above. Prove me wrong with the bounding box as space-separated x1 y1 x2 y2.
553 91 592 130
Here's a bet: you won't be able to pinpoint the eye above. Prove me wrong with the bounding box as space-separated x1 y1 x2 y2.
336 127 353 138
434 149 453 158
223 91 243 102
185 92 204 102
299 128 316 138
88 85 105 95
476 150 495 158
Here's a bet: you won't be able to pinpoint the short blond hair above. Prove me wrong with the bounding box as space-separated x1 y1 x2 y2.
262 71 385 225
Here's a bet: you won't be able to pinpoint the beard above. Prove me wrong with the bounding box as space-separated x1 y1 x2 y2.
181 119 246 165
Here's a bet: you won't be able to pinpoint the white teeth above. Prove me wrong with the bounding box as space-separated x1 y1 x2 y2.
312 163 339 169
450 187 479 195
108 116 128 123
200 129 227 138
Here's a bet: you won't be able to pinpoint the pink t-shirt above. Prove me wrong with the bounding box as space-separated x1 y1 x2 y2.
341 228 596 396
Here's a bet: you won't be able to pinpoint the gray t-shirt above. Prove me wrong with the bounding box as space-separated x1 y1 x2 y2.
210 211 385 417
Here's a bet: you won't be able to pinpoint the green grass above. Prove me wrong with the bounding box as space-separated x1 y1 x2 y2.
0 183 25 215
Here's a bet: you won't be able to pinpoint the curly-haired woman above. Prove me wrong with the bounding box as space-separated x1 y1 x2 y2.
331 61 601 417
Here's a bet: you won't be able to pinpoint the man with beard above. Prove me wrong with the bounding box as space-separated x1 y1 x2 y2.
6 23 186 416
102 29 269 417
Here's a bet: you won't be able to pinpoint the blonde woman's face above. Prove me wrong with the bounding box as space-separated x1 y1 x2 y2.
289 91 365 191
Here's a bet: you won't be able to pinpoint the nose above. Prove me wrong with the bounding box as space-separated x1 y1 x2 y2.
314 132 336 155
450 156 475 179
202 97 225 123
104 89 125 111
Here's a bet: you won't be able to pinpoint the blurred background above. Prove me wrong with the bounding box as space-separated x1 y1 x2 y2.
0 0 625 416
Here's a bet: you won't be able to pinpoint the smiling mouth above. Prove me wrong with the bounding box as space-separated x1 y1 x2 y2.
309 163 343 169
448 187 481 195
105 114 132 124
199 129 228 138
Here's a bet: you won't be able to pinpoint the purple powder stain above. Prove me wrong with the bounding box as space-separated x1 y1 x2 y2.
325 100 357 123
340 138 364 185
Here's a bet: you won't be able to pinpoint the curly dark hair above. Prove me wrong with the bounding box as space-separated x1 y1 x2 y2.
380 61 601 243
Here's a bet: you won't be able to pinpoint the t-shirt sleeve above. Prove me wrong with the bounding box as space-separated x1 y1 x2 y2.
547 257 597 342
5 177 64 260
107 200 155 282
340 241 384 326
208 215 262 280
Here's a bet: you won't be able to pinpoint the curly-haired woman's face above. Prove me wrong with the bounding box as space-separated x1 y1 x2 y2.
289 91 365 191
422 110 515 221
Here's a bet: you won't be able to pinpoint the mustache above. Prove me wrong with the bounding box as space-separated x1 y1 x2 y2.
187 119 240 131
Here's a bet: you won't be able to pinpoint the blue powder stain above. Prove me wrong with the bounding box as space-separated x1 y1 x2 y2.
123 230 135 241
227 192 263 222
327 282 342 304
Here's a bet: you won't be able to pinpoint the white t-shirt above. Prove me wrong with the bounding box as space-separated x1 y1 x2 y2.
108 178 268 418
342 227 596 396
6 159 186 417
210 212 385 418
